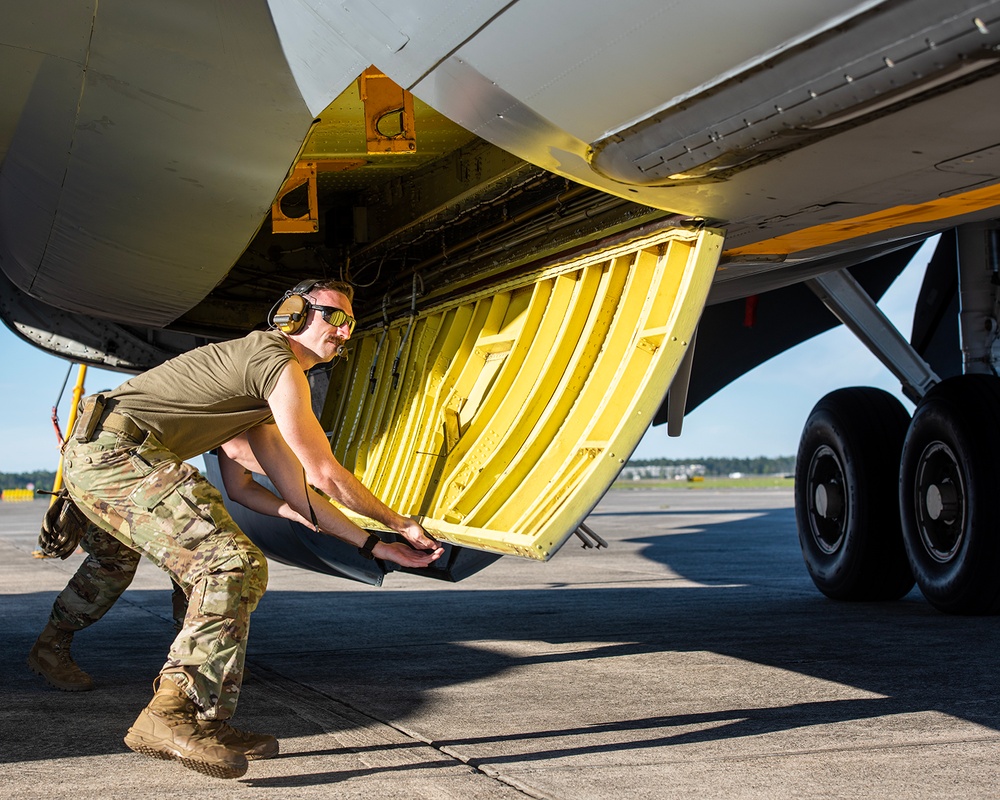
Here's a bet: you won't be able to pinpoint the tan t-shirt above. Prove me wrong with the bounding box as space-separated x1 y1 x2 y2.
107 330 296 461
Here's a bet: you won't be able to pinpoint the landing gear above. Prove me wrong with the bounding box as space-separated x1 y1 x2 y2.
899 375 1000 614
794 387 914 601
792 224 1000 614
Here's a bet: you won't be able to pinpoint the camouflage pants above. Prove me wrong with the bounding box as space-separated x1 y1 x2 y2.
49 523 141 630
61 429 268 720
49 526 189 633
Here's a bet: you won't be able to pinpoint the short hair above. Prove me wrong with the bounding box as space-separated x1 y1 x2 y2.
309 279 354 302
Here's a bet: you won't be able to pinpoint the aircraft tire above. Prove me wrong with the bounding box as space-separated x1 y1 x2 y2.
794 387 914 601
899 374 1000 614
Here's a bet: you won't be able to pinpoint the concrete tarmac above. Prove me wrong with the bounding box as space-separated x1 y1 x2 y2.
2 488 998 799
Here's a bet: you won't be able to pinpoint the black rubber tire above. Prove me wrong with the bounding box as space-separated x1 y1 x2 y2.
899 374 1000 614
794 387 914 601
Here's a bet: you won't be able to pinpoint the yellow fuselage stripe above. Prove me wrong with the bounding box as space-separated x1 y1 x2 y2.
723 182 1000 257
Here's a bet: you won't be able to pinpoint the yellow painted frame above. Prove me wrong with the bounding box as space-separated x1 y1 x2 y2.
323 225 724 559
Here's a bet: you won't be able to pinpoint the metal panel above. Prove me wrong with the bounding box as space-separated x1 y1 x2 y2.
266 0 510 115
589 0 1000 186
451 0 885 144
0 0 313 324
322 224 723 560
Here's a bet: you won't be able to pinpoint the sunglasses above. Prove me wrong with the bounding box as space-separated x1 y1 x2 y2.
311 304 356 333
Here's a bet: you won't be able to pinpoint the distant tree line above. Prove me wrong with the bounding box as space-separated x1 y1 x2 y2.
0 472 57 492
627 456 795 476
2 459 794 492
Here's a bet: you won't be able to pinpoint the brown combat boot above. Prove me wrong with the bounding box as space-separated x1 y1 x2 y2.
27 622 94 691
123 676 248 779
198 720 279 760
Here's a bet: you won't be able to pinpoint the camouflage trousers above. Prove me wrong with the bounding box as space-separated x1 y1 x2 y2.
61 429 268 720
49 526 189 633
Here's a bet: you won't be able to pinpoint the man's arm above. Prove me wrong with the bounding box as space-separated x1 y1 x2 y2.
265 363 438 550
229 422 443 569
217 443 311 527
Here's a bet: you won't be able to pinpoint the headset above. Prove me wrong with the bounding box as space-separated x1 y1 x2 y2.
267 279 323 335
267 279 352 359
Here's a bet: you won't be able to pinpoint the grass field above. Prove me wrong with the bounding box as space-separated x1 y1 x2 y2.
612 475 795 490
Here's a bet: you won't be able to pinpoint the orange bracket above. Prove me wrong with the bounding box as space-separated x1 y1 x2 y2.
272 160 367 234
272 162 319 234
359 67 416 154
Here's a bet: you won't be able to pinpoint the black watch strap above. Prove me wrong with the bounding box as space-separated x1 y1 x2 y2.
359 532 381 560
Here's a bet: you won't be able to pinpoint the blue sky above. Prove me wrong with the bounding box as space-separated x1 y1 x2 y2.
631 238 933 460
0 242 931 473
0 328 128 473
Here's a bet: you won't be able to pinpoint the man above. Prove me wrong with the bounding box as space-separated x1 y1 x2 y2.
28 279 443 779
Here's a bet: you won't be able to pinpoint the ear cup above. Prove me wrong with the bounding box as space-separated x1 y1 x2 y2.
267 278 321 333
271 294 310 334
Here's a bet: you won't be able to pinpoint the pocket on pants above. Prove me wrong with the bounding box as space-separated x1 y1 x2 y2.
198 552 249 619
127 460 198 511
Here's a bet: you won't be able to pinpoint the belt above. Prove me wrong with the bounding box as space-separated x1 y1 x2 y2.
94 409 146 442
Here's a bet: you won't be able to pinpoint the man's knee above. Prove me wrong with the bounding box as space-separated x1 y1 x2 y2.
190 538 268 618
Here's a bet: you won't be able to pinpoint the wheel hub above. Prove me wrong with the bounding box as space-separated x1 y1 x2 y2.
913 441 965 563
806 445 848 555
814 482 844 519
924 482 958 521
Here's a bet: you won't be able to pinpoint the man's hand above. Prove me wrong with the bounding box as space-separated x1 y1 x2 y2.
397 518 440 552
375 540 445 569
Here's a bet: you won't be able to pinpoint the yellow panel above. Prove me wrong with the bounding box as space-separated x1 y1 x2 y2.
321 224 724 560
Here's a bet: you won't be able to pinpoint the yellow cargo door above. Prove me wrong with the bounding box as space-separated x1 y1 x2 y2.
322 223 724 560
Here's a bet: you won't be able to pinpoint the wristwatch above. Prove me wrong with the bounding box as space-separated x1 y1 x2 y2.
359 531 381 559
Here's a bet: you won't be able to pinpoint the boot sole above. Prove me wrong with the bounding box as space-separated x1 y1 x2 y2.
26 657 94 692
124 732 248 779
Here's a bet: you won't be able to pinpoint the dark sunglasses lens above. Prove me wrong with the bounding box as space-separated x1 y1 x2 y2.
321 308 355 332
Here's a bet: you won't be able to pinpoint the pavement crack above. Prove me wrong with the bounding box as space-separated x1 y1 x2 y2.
251 665 551 799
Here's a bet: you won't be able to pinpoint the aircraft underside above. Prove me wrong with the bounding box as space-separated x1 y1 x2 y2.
3 1 1000 611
